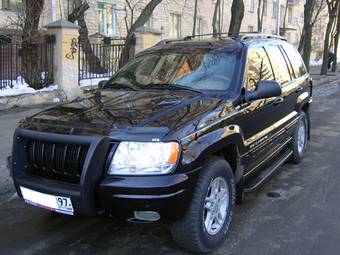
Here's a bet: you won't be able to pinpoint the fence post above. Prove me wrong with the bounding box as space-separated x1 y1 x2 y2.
45 19 81 100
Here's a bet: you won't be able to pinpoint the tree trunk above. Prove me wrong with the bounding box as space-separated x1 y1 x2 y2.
321 10 337 74
281 0 289 37
68 0 106 74
119 0 163 68
298 27 305 53
192 0 198 36
257 0 263 32
302 25 313 71
21 0 45 89
212 0 221 37
331 5 340 72
228 0 244 35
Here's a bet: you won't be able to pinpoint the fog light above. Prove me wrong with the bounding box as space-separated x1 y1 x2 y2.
133 211 160 222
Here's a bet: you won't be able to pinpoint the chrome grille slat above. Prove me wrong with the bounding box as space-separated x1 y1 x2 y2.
26 139 89 183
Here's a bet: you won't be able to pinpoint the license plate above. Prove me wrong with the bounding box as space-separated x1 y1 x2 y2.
20 186 74 215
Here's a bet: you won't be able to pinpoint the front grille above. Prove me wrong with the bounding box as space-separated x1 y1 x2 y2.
26 139 89 183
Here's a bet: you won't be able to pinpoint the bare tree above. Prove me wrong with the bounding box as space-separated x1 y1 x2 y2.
281 0 289 37
229 0 244 34
212 0 221 37
257 0 265 32
21 0 45 89
298 0 325 71
321 0 340 74
192 0 198 36
331 4 340 71
68 0 106 74
119 0 163 67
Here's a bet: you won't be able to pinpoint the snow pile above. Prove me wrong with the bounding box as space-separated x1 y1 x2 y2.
79 70 113 88
0 77 58 97
310 59 323 66
79 77 109 87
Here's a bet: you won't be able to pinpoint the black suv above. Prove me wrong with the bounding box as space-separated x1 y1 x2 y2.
11 34 312 253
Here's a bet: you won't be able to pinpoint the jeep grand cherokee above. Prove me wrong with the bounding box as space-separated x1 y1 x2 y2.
10 33 312 253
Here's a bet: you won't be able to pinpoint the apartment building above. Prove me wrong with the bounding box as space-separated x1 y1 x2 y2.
0 0 306 47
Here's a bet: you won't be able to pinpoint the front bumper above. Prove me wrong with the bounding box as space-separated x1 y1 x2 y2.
11 128 199 219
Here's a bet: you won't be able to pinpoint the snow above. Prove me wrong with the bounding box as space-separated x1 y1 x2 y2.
79 70 113 88
0 77 58 97
79 77 109 87
310 59 323 66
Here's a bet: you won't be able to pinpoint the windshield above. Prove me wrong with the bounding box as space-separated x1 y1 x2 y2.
105 49 238 92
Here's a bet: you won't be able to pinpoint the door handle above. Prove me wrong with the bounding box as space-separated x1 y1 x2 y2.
274 96 284 105
295 86 303 93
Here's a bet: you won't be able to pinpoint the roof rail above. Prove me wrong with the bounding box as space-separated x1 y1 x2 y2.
154 32 286 46
237 33 286 42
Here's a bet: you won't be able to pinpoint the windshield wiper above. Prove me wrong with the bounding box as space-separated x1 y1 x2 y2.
145 83 202 94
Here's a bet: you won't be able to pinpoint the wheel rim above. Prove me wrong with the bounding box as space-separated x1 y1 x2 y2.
297 118 307 154
203 177 229 236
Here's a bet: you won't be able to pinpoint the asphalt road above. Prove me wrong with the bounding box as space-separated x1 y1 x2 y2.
1 83 340 255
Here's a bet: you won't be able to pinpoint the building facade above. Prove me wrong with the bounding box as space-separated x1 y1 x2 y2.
0 0 312 50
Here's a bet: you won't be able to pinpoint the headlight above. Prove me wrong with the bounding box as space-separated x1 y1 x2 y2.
108 142 180 175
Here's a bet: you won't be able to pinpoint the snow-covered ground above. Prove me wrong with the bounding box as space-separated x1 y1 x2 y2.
310 59 323 66
0 77 58 97
79 77 109 87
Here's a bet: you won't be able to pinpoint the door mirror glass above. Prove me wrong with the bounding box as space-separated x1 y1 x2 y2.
246 80 281 101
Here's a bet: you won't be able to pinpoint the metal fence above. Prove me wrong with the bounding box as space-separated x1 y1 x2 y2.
78 43 124 83
0 42 54 90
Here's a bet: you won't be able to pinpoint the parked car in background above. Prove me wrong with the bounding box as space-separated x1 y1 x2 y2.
10 33 312 253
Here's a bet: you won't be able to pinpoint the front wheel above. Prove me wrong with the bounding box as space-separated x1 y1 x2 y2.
170 157 235 253
290 111 309 164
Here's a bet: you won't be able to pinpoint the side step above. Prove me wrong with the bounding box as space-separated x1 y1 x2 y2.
244 150 293 193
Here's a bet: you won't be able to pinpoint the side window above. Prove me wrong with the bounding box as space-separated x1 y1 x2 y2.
282 44 307 78
246 47 274 91
265 45 292 86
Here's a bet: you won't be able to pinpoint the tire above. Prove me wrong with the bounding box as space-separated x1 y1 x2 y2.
170 157 235 253
289 111 309 164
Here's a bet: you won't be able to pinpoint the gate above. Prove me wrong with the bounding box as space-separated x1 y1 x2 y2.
78 43 124 84
0 41 55 90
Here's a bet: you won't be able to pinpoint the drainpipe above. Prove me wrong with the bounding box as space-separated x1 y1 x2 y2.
51 0 57 21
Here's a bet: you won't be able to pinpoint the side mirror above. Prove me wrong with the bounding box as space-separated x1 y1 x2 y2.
246 80 281 101
98 80 107 90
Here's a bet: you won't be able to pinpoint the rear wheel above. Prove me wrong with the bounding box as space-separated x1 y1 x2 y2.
170 157 235 253
290 111 308 164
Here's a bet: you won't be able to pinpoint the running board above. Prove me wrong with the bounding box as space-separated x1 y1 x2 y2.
244 150 293 193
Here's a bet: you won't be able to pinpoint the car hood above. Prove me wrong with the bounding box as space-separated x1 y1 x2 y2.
20 90 225 139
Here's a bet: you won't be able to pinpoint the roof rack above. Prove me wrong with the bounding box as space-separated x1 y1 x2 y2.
155 32 286 46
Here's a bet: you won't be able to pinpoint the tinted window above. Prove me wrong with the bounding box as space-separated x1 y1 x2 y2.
265 45 291 85
282 43 307 78
246 47 274 91
106 49 238 91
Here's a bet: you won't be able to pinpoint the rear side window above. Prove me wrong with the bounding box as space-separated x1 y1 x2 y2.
246 47 274 91
265 45 291 85
282 44 307 78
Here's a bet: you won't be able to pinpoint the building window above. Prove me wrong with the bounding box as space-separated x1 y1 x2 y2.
288 7 293 24
280 4 285 26
2 0 22 11
97 2 117 36
170 13 182 38
248 25 254 32
196 17 204 36
248 0 255 12
272 1 278 18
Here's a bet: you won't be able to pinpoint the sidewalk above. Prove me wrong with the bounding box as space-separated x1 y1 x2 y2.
309 65 340 86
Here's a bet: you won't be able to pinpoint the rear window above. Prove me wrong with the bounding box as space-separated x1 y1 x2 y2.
265 45 291 85
282 43 307 78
